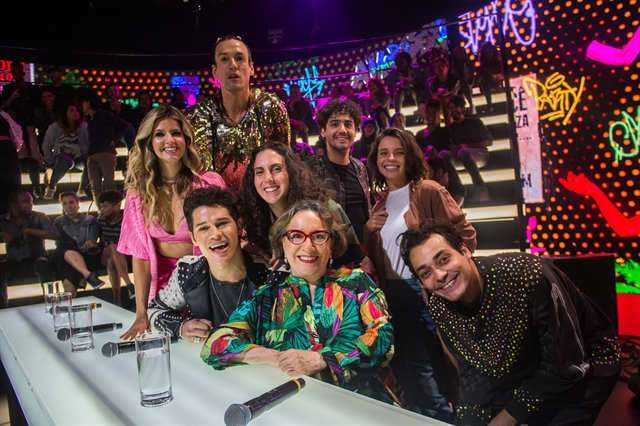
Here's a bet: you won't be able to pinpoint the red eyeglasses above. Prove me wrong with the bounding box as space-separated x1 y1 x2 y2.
284 230 332 245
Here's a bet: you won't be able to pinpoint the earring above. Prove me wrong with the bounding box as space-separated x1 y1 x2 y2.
283 258 289 269
329 258 333 268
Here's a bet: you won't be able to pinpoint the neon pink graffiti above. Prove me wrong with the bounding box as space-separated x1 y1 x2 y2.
587 26 640 66
527 216 546 255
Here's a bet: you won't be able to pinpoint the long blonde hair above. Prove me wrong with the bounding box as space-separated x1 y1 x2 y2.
125 104 203 225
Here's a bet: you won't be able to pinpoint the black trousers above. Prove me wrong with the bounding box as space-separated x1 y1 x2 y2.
0 256 57 308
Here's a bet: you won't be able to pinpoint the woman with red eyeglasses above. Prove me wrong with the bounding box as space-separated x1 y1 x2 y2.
201 200 401 406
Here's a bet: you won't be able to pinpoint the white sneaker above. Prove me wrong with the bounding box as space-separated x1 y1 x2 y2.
43 186 56 200
77 189 87 199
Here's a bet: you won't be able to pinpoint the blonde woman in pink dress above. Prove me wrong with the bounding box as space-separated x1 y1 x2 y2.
118 105 225 339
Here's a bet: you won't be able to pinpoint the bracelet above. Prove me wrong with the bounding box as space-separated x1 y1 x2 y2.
177 322 184 340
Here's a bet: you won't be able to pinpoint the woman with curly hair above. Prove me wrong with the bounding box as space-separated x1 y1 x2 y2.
364 127 476 422
239 142 368 272
118 104 225 339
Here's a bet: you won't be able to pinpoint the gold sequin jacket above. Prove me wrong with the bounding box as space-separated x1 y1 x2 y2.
187 88 290 173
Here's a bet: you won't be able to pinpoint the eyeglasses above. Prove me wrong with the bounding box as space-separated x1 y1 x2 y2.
284 230 332 245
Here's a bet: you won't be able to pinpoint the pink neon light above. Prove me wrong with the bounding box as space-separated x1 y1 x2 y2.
586 26 640 66
559 171 640 237
527 217 546 254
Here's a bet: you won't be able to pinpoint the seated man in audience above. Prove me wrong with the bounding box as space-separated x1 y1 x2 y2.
400 221 621 426
386 51 424 114
148 187 272 343
287 83 315 145
424 57 460 125
446 95 493 202
54 192 105 297
97 190 134 305
0 191 59 309
427 157 466 207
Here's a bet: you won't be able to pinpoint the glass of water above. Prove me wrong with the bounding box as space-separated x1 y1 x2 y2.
135 332 173 407
52 292 72 332
69 304 94 352
43 281 57 313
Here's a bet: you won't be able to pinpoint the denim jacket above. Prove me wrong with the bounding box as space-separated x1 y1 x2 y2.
54 214 100 254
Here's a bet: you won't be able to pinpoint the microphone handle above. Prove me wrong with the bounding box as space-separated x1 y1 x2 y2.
245 378 305 419
116 341 137 355
94 322 123 333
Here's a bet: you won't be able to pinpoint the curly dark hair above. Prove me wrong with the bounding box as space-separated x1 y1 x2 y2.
269 200 348 263
367 128 431 192
399 220 466 277
239 142 329 250
316 99 362 130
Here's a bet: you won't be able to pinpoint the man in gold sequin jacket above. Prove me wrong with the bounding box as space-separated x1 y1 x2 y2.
400 221 620 426
187 36 290 192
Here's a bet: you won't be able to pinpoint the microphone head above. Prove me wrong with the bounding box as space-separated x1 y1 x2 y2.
101 342 119 358
57 328 71 341
224 403 251 426
115 323 123 330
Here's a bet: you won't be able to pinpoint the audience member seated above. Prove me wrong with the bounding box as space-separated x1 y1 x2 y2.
340 82 366 113
416 99 464 201
445 95 493 202
388 112 413 137
97 190 134 306
0 114 21 214
201 200 401 406
476 43 504 113
103 83 134 123
195 91 207 103
42 104 89 200
351 118 378 161
364 128 475 422
149 187 273 342
364 78 390 130
0 191 59 309
0 61 40 129
34 87 58 149
308 100 374 244
118 104 225 340
53 192 105 297
286 84 316 145
424 57 460 125
450 46 476 116
401 221 621 426
239 142 368 274
427 157 466 207
386 51 424 114
170 87 186 110
42 65 76 106
78 88 134 204
131 90 154 131
17 120 44 200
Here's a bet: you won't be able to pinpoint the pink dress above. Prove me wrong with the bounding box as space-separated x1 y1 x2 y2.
118 171 226 302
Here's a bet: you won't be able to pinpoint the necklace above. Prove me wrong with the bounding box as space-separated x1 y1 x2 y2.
209 272 247 317
161 177 176 183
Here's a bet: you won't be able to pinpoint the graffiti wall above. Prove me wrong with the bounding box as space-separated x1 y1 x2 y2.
461 0 640 331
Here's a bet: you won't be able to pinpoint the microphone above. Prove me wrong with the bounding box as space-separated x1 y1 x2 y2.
101 334 179 358
49 302 102 315
57 322 123 341
101 341 135 358
224 379 305 426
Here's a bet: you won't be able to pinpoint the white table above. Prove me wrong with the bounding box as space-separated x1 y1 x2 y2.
0 298 447 425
